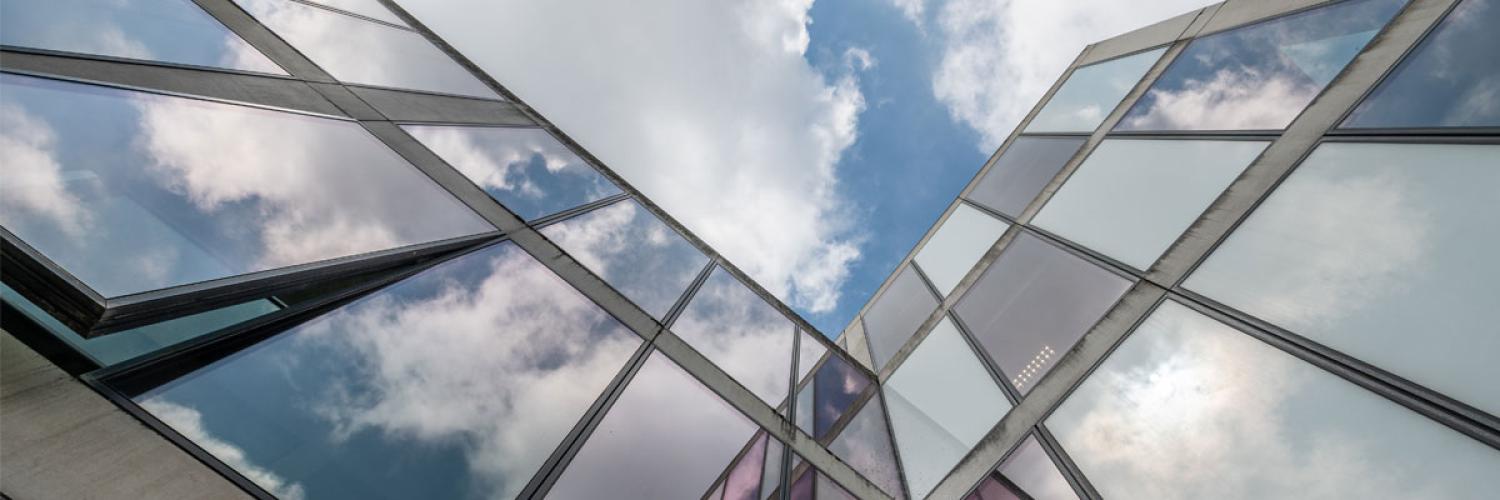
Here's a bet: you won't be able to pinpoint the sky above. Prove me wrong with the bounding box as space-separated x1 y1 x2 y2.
401 0 1216 337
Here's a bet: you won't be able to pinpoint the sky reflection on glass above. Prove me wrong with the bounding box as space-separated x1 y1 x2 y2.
862 265 939 371
1025 48 1165 133
829 394 906 499
796 329 827 382
704 431 784 500
965 474 1023 500
136 242 642 500
1343 0 1500 128
1117 0 1406 131
673 266 795 405
966 136 1087 218
0 0 285 74
997 435 1077 500
810 353 871 440
1048 300 1500 499
404 125 621 221
0 73 493 298
304 0 407 26
541 199 709 319
914 204 1009 296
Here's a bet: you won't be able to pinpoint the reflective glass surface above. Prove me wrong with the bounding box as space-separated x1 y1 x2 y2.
966 474 1024 500
1117 0 1406 131
232 0 496 98
1343 0 1500 128
707 431 784 500
673 266 795 405
1025 48 1166 133
548 352 759 499
862 266 939 371
796 329 827 382
0 0 285 74
809 353 871 440
914 205 1010 296
955 233 1131 394
1033 139 1269 270
997 436 1076 500
0 73 492 298
886 318 1011 498
137 242 642 500
541 199 709 319
404 125 621 221
1049 300 1500 499
829 395 906 499
966 136 1087 217
1185 142 1500 415
305 0 407 26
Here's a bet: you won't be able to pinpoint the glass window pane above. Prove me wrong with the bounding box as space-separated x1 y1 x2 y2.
810 353 871 440
816 475 859 500
862 266 939 371
540 199 709 319
1343 0 1500 128
788 466 815 500
966 136 1087 218
304 0 406 26
0 73 493 298
886 318 1012 498
997 436 1077 500
914 205 1010 296
135 242 642 500
1025 48 1166 133
720 432 771 500
0 0 285 74
966 474 1024 500
1185 142 1500 415
1033 139 1269 270
760 435 784 500
1048 300 1500 499
796 329 827 382
829 395 907 499
1116 0 1407 131
232 0 496 98
954 233 1131 395
673 266 795 405
548 352 759 499
403 125 621 221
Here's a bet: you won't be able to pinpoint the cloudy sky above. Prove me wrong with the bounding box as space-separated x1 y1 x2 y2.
402 0 1215 336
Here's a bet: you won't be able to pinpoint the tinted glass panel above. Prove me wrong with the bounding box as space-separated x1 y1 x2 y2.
1049 300 1500 499
862 266 939 371
914 205 1010 296
1025 48 1165 133
0 0 284 74
997 436 1077 500
305 0 407 25
886 318 1011 498
1343 0 1500 128
233 0 496 98
811 353 871 440
404 125 621 221
0 74 492 298
542 199 709 319
966 136 1087 217
1033 139 1268 270
1185 142 1500 415
955 233 1131 394
673 266 795 404
966 474 1024 500
1117 0 1406 131
829 395 907 499
548 352 759 499
137 242 642 499
712 431 782 500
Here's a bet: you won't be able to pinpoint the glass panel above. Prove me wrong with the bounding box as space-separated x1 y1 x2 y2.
1025 48 1166 133
1048 300 1500 499
673 266 794 404
810 353 871 440
795 380 815 435
1185 142 1500 415
721 432 770 500
304 0 407 26
788 466 815 500
541 199 709 319
997 436 1077 500
1343 0 1500 128
816 475 859 500
548 352 759 499
862 266 939 371
0 73 493 298
403 125 621 221
954 233 1131 395
829 395 906 499
1117 0 1406 131
966 474 1024 500
136 242 642 499
232 0 496 98
796 329 827 382
886 318 1011 498
966 136 1087 218
1032 139 1269 270
0 0 285 74
914 205 1010 296
761 436 784 500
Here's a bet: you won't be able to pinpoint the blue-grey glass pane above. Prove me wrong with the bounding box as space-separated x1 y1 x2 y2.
812 353 870 440
136 242 642 500
862 266 939 371
795 380 814 435
955 233 1131 395
796 329 827 382
0 73 493 298
1025 48 1166 133
540 199 709 319
1049 300 1500 499
914 205 1010 296
673 266 795 405
403 125 621 220
1185 142 1500 416
966 136 1087 218
1117 0 1406 131
829 395 906 499
548 352 759 499
232 0 496 98
760 436 783 500
304 0 406 25
997 436 1077 500
1344 0 1500 128
0 0 285 74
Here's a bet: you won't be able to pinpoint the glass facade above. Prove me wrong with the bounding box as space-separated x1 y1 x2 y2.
541 198 709 319
965 136 1086 218
1342 0 1500 128
1025 48 1165 133
913 205 1009 296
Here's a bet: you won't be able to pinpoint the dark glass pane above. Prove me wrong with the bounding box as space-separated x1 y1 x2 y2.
0 73 493 298
136 242 642 499
673 266 795 404
1024 49 1166 133
1116 0 1407 131
862 266 939 371
1343 0 1500 128
812 353 871 440
966 137 1086 218
829 395 906 499
722 432 769 500
997 436 1077 500
967 473 1025 500
788 468 815 500
541 199 709 319
955 233 1131 395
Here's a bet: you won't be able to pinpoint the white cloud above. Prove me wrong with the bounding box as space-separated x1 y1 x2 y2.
140 398 307 500
0 103 91 238
889 0 927 27
1120 67 1316 130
